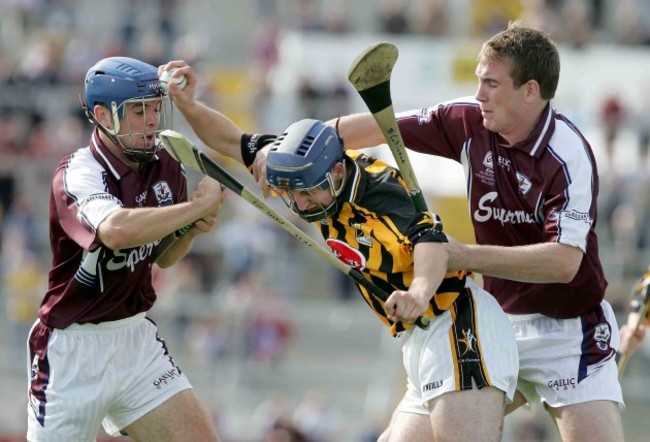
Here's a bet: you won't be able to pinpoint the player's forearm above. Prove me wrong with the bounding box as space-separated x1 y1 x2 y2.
176 100 243 162
98 202 211 250
155 230 198 268
410 242 447 297
451 242 583 283
329 113 385 150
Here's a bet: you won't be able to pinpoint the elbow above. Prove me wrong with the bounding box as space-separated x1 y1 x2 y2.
549 243 583 283
97 225 130 251
554 256 582 283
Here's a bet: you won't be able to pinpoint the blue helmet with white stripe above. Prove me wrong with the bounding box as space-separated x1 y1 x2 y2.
266 119 346 221
83 57 171 162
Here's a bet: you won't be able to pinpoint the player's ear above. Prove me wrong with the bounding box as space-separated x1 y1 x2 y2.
94 104 111 127
332 161 345 180
524 79 540 102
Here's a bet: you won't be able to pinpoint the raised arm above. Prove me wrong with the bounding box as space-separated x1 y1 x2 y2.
159 61 244 163
326 113 386 150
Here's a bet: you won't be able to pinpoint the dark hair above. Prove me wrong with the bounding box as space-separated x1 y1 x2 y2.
479 22 560 100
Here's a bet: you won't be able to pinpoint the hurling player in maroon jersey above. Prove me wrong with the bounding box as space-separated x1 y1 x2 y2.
27 57 222 441
333 23 624 442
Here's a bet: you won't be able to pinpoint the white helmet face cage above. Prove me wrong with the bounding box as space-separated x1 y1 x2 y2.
107 96 174 162
273 164 346 223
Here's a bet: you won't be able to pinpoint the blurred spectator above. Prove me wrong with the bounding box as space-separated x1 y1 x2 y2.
517 0 561 38
251 391 293 434
613 0 650 45
633 87 650 167
471 0 523 37
600 94 626 165
411 0 450 37
246 289 293 368
297 76 351 122
294 0 325 32
292 388 342 442
378 0 411 34
559 0 593 48
321 0 353 34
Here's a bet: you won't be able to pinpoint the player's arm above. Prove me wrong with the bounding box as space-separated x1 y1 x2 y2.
387 241 448 323
98 177 222 251
154 203 220 268
385 208 448 323
326 113 385 150
446 239 582 283
161 60 275 167
619 313 647 357
619 269 650 356
177 100 244 161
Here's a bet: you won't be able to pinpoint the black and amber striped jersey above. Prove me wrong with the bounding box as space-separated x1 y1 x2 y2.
319 150 469 335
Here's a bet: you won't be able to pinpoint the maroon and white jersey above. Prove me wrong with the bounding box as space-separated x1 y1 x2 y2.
396 97 606 318
40 130 187 328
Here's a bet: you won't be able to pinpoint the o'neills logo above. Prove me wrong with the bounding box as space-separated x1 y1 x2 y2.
326 238 366 270
153 368 181 389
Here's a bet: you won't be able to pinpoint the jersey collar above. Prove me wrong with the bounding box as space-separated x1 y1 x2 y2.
338 154 365 205
88 129 160 180
502 102 555 158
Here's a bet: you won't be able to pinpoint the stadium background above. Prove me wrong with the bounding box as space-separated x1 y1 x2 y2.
0 0 649 440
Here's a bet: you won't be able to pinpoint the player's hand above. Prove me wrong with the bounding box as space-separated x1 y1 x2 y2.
192 176 223 213
158 60 196 108
251 143 273 198
619 323 646 357
384 289 430 324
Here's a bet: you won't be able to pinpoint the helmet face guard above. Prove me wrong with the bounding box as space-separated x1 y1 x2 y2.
266 119 345 222
83 57 172 162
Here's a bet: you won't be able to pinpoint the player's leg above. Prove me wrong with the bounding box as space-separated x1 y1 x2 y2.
27 322 115 442
386 282 518 442
101 316 220 441
546 400 623 442
122 389 219 442
505 390 528 415
509 300 624 442
381 387 506 442
429 387 506 442
378 410 432 442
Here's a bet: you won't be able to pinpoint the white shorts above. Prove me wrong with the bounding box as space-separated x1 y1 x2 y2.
509 300 624 410
27 313 192 442
397 279 519 414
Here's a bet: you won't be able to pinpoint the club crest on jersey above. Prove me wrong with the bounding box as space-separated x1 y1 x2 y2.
594 323 611 351
152 181 173 206
417 107 433 125
326 238 366 270
517 172 532 195
30 354 38 381
356 230 372 247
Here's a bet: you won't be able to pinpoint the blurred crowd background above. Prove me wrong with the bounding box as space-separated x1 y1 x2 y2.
1 0 649 441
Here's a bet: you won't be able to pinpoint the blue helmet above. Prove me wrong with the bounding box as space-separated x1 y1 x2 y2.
83 57 170 162
266 119 346 222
